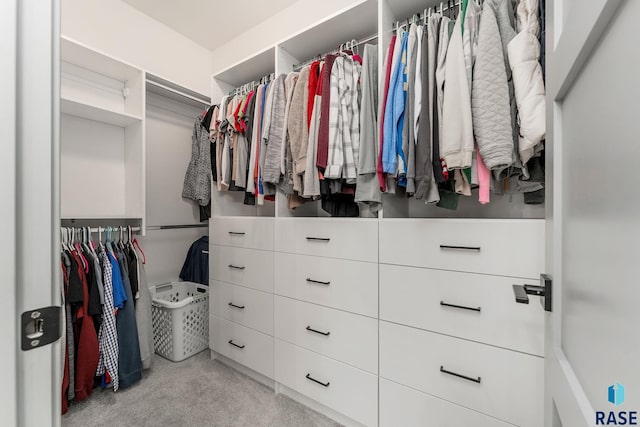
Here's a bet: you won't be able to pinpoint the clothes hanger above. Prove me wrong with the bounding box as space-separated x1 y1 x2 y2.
98 226 104 251
106 226 115 255
132 234 146 265
86 226 97 256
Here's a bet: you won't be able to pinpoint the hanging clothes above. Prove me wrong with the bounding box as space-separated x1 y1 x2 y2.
111 248 142 389
182 115 212 212
131 240 153 370
96 248 120 392
355 44 382 215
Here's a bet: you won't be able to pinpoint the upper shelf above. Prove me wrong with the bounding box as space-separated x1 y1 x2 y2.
213 47 275 88
61 36 141 82
61 97 142 127
278 0 378 62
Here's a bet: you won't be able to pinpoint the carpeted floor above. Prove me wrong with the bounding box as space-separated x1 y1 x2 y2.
62 351 342 427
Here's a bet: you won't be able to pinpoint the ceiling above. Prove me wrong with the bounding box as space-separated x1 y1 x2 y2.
123 0 299 51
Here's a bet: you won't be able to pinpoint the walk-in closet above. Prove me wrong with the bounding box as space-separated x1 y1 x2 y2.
4 0 639 426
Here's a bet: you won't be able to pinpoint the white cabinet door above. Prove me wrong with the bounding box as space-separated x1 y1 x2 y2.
380 264 544 356
210 246 274 293
546 1 640 426
380 379 513 427
6 0 62 424
210 281 274 336
274 252 378 318
275 339 378 427
274 296 378 374
380 321 543 427
275 219 378 262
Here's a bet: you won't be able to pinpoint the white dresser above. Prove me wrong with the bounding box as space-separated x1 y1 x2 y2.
209 217 545 427
274 219 379 427
209 217 275 380
378 219 545 427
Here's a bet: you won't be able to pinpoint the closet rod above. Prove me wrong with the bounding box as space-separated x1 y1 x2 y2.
393 0 462 32
292 33 379 72
146 224 208 230
146 79 210 107
59 226 141 233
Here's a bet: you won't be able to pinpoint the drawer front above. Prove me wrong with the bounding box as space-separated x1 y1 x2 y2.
380 265 544 356
210 246 274 293
275 339 378 427
210 217 274 250
379 220 544 278
380 321 543 427
210 315 274 379
274 253 378 318
380 378 513 427
275 219 378 262
210 281 274 336
274 296 378 374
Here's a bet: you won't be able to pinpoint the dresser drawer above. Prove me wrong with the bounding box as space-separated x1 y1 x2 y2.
210 315 274 379
210 217 274 250
275 339 378 427
210 246 274 293
275 219 378 262
380 265 544 356
379 219 544 278
274 296 377 374
380 321 543 427
210 281 274 336
274 253 377 318
380 378 513 427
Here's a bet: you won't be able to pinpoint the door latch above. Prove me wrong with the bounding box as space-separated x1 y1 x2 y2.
21 306 62 351
513 274 552 312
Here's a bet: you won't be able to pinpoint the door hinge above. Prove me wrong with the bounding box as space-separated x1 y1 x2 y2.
21 306 62 351
512 274 553 312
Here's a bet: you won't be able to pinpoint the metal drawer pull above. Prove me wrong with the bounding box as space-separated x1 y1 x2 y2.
440 301 481 313
439 245 481 252
228 302 245 310
306 278 331 286
440 366 481 384
228 232 245 236
305 373 330 387
228 340 245 349
306 326 330 336
228 264 245 270
306 237 331 242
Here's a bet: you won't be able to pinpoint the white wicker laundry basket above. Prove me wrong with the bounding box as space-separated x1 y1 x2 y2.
151 281 209 362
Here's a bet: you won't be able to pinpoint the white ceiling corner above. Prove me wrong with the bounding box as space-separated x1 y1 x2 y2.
122 0 300 51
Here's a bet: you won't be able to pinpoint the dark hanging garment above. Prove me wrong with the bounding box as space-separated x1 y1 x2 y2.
126 245 140 302
179 236 209 285
201 105 215 131
69 251 99 402
244 94 257 206
110 251 142 389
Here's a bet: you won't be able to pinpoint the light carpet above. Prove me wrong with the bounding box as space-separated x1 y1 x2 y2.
62 351 342 427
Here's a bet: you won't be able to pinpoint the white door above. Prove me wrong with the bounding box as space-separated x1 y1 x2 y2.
546 0 640 426
1 0 62 425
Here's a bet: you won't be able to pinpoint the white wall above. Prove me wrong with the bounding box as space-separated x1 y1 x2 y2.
211 0 362 74
61 0 212 95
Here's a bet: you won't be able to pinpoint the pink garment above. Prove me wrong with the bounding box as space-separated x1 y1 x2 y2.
377 35 397 192
477 147 490 204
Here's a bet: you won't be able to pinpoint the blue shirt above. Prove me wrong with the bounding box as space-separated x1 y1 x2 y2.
108 251 127 309
383 31 409 177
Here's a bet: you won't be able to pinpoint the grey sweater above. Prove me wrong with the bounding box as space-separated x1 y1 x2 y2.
262 74 287 184
355 44 382 213
415 26 439 203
